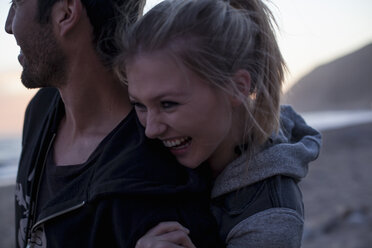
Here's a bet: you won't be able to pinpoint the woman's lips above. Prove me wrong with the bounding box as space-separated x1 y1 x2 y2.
162 137 192 148
162 137 192 156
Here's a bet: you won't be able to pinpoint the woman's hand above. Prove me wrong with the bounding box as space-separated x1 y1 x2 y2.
136 221 196 248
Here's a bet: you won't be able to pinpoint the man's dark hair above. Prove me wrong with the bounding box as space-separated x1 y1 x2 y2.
37 0 145 67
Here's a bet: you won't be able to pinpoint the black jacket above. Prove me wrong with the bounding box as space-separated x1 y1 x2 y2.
15 88 221 248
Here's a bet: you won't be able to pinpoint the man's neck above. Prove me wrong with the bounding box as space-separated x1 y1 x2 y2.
53 65 132 166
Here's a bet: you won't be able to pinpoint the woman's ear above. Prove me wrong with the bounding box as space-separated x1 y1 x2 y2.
230 69 251 106
52 0 83 37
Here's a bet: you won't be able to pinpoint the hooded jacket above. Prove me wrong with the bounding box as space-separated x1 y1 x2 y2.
15 88 221 248
211 105 322 247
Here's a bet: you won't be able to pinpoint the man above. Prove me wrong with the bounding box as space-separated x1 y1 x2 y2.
5 0 221 247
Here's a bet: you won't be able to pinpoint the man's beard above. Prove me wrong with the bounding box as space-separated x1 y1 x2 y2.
20 26 67 89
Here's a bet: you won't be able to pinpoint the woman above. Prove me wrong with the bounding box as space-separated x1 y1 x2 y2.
115 0 321 247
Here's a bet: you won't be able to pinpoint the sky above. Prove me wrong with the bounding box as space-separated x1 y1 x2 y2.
1 0 372 84
145 0 372 86
0 0 371 135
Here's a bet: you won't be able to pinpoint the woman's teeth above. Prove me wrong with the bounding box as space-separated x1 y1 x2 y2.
163 137 191 148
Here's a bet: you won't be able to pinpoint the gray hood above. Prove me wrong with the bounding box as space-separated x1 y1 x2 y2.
212 105 322 198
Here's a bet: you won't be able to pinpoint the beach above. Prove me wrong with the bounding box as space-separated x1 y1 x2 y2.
301 122 372 248
0 184 15 248
1 122 371 247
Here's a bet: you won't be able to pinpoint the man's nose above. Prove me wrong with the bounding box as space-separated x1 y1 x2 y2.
145 112 166 139
5 5 15 34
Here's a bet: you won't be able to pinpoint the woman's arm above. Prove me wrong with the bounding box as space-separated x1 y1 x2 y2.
226 208 304 248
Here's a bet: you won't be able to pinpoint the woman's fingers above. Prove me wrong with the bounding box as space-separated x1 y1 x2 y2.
135 222 196 248
146 221 189 236
136 231 188 248
158 230 196 248
136 238 184 248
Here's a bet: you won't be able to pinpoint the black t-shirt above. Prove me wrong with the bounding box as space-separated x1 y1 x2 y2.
36 124 117 218
37 148 88 217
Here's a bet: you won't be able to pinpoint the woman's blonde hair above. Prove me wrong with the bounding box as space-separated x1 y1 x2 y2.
116 0 286 155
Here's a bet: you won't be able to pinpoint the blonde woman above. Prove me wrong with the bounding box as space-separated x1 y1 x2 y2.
116 0 321 247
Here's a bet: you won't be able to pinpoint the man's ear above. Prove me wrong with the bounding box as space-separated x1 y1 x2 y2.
230 69 251 106
52 0 83 36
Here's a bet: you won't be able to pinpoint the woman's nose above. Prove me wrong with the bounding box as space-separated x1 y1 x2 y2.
145 112 166 139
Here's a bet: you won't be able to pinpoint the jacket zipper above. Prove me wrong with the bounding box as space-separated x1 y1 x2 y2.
25 201 86 248
26 133 55 247
26 133 88 246
31 201 86 232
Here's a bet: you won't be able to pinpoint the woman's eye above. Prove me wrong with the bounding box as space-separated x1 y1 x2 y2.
131 101 147 112
161 101 178 109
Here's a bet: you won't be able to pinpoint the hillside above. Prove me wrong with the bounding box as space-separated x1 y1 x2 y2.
282 43 372 112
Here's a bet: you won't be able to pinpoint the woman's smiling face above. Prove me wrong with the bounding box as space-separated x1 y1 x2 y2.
126 51 238 171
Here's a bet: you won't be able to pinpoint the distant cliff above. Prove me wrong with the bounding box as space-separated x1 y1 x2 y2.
282 43 372 112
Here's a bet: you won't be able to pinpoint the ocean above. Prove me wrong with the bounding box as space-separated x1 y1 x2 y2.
0 136 21 186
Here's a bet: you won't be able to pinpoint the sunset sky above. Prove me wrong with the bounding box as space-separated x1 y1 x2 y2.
0 0 372 135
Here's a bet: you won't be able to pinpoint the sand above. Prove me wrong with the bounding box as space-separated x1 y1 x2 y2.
301 123 372 248
1 123 371 247
0 184 15 248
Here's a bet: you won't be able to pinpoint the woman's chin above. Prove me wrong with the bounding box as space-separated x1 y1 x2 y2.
177 158 200 169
